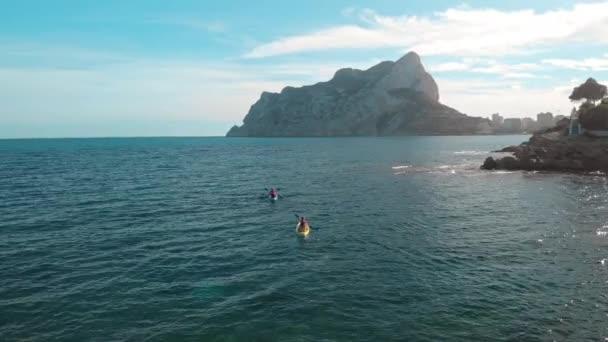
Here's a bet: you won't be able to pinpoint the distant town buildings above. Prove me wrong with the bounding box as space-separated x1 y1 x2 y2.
537 112 554 129
521 117 537 132
491 113 504 129
503 118 522 132
488 112 558 134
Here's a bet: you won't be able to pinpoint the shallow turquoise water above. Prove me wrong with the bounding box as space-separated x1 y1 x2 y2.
2 136 608 341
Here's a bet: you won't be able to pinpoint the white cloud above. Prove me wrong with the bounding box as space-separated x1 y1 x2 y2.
244 25 390 58
503 72 536 79
0 56 387 129
428 62 470 72
245 2 608 58
437 78 575 117
470 62 541 74
543 56 608 71
429 59 543 78
0 66 278 125
3 32 604 137
341 7 357 18
0 43 583 135
0 40 391 133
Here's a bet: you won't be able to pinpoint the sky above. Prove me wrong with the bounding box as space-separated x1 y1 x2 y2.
1 0 607 138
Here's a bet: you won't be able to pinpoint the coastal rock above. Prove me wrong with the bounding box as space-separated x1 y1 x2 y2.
482 118 608 172
227 52 489 137
482 157 498 170
494 145 521 153
496 156 521 170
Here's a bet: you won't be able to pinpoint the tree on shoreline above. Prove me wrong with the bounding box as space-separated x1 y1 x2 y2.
570 78 608 130
569 78 607 104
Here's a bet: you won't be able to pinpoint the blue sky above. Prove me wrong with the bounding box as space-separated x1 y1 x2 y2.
1 0 607 137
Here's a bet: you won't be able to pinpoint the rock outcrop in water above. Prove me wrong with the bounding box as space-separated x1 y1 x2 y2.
227 52 490 137
481 119 608 172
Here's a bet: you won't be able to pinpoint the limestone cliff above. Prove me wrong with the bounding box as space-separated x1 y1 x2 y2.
227 52 489 137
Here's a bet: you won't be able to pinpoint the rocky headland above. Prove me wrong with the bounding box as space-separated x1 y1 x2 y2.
227 52 491 137
482 78 608 172
482 120 608 172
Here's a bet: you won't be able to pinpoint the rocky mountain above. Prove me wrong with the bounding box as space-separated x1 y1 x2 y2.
227 52 490 137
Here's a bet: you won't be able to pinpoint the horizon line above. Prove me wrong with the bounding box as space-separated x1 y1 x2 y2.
0 135 226 140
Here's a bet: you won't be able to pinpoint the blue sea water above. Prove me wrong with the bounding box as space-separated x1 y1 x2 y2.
2 136 608 341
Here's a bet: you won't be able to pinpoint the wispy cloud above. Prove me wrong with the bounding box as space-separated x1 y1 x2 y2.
0 62 284 124
341 7 358 18
147 17 226 33
0 54 580 130
429 59 543 78
438 78 575 117
470 62 541 74
543 55 608 71
428 62 470 72
245 2 608 58
0 42 383 126
503 72 535 79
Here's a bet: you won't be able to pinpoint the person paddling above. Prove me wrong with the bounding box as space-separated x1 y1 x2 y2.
297 216 309 232
269 188 278 198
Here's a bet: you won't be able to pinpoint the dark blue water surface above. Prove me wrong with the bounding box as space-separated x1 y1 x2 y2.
2 136 608 341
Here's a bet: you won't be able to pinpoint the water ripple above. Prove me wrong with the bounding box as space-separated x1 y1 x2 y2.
2 136 608 341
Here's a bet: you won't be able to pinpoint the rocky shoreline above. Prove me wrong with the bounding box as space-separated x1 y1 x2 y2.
481 120 608 172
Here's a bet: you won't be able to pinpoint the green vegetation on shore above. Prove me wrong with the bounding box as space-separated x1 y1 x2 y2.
570 78 608 131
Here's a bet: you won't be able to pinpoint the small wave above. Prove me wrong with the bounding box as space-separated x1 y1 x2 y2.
436 165 457 174
393 163 482 176
453 150 488 155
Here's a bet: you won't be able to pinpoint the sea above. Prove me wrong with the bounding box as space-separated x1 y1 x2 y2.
1 136 608 341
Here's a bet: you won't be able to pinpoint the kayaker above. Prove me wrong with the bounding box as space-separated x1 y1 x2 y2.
298 216 308 231
269 188 278 198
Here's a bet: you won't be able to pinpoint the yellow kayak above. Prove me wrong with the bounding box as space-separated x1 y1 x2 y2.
296 223 310 237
